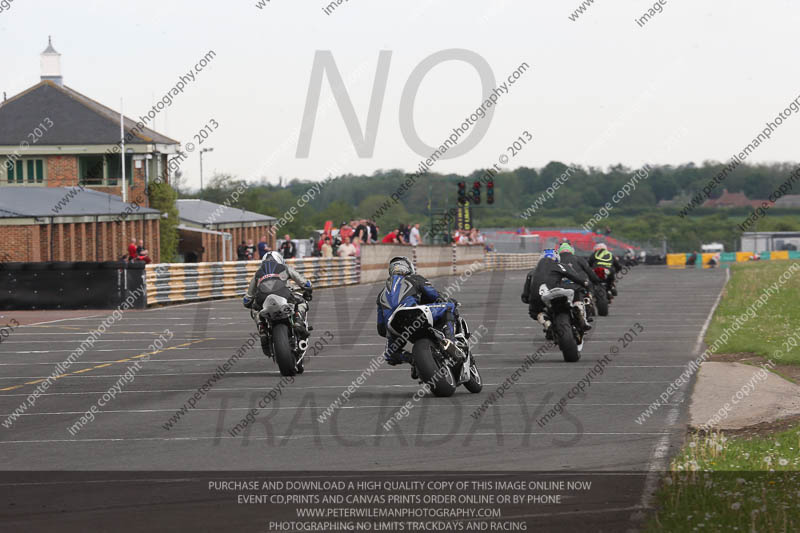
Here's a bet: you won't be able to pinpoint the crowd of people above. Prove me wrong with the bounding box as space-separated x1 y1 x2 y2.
451 228 486 246
315 220 425 258
230 219 488 263
126 238 152 264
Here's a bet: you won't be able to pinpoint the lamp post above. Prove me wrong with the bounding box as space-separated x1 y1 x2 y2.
199 147 214 192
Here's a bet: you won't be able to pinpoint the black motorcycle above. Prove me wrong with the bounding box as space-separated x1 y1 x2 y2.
386 301 482 397
539 285 585 362
250 274 310 376
593 266 616 311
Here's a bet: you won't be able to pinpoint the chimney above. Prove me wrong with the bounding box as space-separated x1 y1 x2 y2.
40 36 63 86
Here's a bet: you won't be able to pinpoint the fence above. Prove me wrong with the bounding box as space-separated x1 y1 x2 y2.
484 253 541 271
144 247 536 306
666 251 800 269
146 257 360 305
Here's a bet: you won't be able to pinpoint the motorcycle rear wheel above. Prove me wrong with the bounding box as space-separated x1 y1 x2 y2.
272 323 297 377
595 286 609 316
413 338 456 397
555 313 580 362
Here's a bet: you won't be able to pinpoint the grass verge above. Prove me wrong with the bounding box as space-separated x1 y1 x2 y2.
707 261 800 366
648 261 800 531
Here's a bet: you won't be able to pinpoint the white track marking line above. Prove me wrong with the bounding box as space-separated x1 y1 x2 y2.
631 268 729 523
0 431 671 445
1 403 683 417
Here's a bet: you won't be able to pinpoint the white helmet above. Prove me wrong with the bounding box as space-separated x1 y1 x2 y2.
263 251 285 265
593 243 608 252
388 256 415 276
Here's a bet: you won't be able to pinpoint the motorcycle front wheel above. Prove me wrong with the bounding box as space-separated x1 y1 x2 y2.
554 313 580 362
463 359 482 393
272 323 297 377
413 338 456 397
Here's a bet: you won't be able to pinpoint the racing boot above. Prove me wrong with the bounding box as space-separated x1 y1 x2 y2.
441 321 466 361
573 302 592 332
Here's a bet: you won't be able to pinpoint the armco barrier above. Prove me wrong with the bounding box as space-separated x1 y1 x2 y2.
144 247 538 307
484 253 541 271
145 257 359 305
667 251 799 268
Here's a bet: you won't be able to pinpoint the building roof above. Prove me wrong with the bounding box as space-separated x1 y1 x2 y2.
177 199 276 226
42 36 59 55
702 189 763 208
0 187 160 218
0 81 178 146
774 194 800 208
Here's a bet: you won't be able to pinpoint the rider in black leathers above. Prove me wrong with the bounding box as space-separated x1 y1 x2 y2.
521 249 591 332
243 251 313 338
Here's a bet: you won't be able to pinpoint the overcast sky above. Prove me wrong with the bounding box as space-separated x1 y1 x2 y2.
2 0 799 189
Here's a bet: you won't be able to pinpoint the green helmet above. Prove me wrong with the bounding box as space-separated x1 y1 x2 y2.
558 242 574 255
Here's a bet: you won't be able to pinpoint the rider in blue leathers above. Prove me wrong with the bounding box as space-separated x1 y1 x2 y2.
376 257 462 377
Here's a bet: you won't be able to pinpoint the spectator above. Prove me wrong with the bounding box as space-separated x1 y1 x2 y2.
338 236 357 257
368 220 378 243
279 235 297 259
245 239 256 260
136 249 152 265
382 229 399 244
354 219 369 243
128 238 138 262
604 226 612 236
257 236 269 259
399 224 410 244
236 241 247 261
136 239 145 255
339 221 354 242
321 237 333 258
409 223 421 246
351 236 362 257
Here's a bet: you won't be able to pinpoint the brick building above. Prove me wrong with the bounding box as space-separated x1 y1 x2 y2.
0 38 181 262
176 199 276 263
0 187 161 262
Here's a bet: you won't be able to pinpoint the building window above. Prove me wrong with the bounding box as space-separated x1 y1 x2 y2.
2 158 45 185
106 154 133 187
78 154 132 187
79 155 105 186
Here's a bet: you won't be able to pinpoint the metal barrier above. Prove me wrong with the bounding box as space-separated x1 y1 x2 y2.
145 257 360 305
145 250 538 306
667 251 800 268
484 252 540 271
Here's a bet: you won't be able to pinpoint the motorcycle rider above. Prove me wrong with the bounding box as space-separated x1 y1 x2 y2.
588 243 622 295
243 251 313 338
376 257 462 377
558 242 601 317
558 242 601 287
521 249 592 335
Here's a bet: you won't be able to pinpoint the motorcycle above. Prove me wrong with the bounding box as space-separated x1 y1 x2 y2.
593 267 615 313
251 273 311 377
539 284 585 362
386 301 482 398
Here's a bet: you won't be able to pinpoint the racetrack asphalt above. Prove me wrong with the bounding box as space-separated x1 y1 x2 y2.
0 265 728 531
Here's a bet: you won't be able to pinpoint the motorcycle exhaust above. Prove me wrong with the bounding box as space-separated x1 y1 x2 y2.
298 339 309 353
